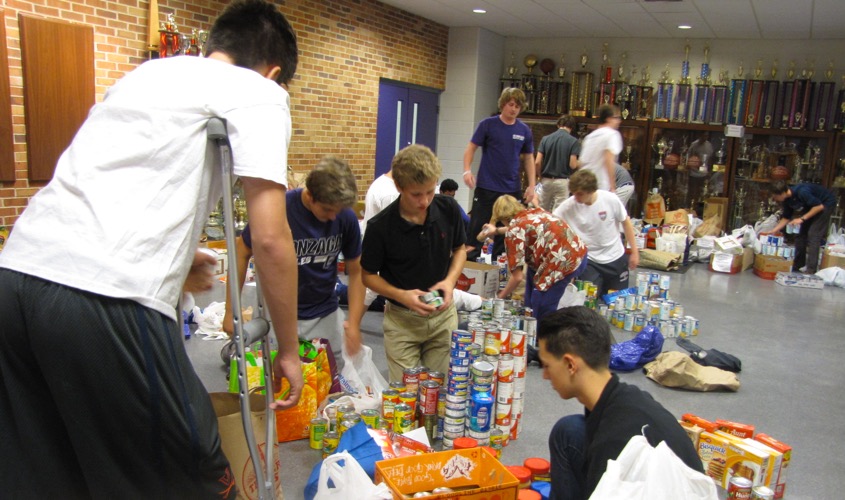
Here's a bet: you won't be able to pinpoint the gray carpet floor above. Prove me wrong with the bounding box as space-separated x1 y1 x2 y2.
187 262 844 499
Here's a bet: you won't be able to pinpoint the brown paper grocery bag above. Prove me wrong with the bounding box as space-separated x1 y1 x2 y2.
644 351 740 392
210 392 284 500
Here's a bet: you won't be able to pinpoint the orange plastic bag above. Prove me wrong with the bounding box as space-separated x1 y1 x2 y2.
275 347 332 442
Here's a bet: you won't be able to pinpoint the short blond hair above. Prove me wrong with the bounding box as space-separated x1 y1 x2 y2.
391 144 441 189
490 195 525 225
499 87 527 111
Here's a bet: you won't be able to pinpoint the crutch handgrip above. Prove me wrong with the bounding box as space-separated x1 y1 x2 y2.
242 317 270 346
206 117 229 143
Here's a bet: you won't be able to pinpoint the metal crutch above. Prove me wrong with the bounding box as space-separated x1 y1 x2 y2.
207 117 278 500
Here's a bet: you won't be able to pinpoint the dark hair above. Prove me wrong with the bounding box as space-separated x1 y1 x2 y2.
770 180 789 195
598 104 619 123
440 178 459 192
569 169 598 194
557 114 576 129
204 0 298 85
305 156 357 206
537 306 611 370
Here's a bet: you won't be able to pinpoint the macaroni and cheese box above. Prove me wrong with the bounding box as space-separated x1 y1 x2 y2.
755 434 792 499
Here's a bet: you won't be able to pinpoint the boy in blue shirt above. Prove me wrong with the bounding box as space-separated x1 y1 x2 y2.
770 180 837 274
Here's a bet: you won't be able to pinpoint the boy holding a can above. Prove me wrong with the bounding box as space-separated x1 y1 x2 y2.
361 144 468 382
538 306 704 500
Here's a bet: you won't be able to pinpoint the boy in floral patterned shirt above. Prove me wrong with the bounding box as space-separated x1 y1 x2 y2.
481 195 587 320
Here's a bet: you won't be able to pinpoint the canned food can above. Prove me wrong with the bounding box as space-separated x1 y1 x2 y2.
633 313 646 333
623 312 634 331
648 284 661 299
325 406 337 433
659 274 671 290
496 380 514 404
393 403 413 434
497 354 515 382
637 279 649 296
389 381 406 392
659 301 672 321
751 485 775 500
489 428 507 453
492 298 504 318
468 390 494 433
598 303 609 319
382 389 399 419
399 391 417 415
510 330 526 356
727 476 753 499
339 414 360 436
336 403 355 428
403 367 422 393
673 303 684 319
498 329 511 354
483 329 501 356
624 293 636 311
309 417 328 450
322 431 339 458
523 317 537 348
361 409 380 429
420 380 440 415
471 360 495 378
649 272 660 284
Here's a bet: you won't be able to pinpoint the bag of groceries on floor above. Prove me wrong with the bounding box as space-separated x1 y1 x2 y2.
228 338 335 442
644 191 666 226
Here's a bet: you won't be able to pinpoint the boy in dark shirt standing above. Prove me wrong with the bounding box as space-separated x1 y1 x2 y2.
770 180 837 274
361 145 467 381
538 306 703 500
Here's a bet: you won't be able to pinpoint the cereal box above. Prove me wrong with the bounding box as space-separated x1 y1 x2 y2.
755 434 792 499
712 431 770 488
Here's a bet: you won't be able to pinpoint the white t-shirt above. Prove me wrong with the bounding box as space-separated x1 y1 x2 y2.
360 173 398 233
554 190 628 264
0 56 291 320
578 127 623 191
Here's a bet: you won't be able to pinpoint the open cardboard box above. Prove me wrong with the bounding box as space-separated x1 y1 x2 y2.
375 447 518 500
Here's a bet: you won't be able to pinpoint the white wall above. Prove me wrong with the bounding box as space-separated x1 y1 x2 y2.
436 27 504 211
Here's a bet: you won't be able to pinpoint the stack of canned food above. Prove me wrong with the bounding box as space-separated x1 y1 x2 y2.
586 271 701 339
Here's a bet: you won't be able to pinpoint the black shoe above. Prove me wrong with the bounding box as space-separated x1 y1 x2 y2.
220 340 235 367
527 344 541 366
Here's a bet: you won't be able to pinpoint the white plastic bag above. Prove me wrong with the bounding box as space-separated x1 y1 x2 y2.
589 435 718 500
192 301 226 335
559 283 587 308
339 345 388 398
314 451 392 500
754 213 780 235
816 267 845 288
827 224 845 246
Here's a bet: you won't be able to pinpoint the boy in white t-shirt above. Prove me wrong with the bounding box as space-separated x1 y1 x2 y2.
554 169 639 299
578 104 623 192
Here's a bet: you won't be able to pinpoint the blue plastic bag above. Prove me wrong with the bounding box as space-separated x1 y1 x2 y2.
609 325 664 372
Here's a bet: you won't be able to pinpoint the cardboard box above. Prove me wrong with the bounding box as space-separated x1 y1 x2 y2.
709 248 753 274
714 235 743 255
754 434 792 499
753 254 793 279
456 262 500 298
697 431 771 489
375 447 518 500
744 438 784 491
775 272 824 289
820 246 845 270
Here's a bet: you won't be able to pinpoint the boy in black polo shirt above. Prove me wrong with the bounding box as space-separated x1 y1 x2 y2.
361 144 467 381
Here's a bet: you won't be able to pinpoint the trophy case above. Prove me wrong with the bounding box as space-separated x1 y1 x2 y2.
641 123 731 218
827 132 845 231
573 117 649 217
726 128 834 230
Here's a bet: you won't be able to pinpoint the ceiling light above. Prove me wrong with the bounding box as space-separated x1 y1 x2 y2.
678 25 692 29
473 9 486 14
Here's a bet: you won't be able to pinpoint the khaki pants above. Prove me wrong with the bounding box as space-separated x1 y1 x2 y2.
383 302 456 382
540 178 570 212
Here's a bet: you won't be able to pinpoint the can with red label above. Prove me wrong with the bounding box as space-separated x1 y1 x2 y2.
727 476 753 499
419 380 440 415
402 366 422 394
382 388 399 419
751 486 774 500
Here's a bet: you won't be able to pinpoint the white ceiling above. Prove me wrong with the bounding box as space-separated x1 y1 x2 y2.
377 0 845 39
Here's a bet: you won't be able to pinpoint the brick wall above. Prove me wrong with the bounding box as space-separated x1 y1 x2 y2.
0 0 449 227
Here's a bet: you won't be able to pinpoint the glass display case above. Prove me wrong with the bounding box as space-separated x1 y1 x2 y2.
573 118 649 217
642 123 730 216
728 129 833 230
829 132 845 231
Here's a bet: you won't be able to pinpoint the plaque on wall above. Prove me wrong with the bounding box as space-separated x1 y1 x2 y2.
759 80 779 128
777 80 795 129
570 71 594 117
728 79 748 125
809 81 835 131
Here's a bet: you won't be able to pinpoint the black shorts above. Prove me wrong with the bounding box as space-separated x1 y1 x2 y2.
0 269 236 499
581 255 631 301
